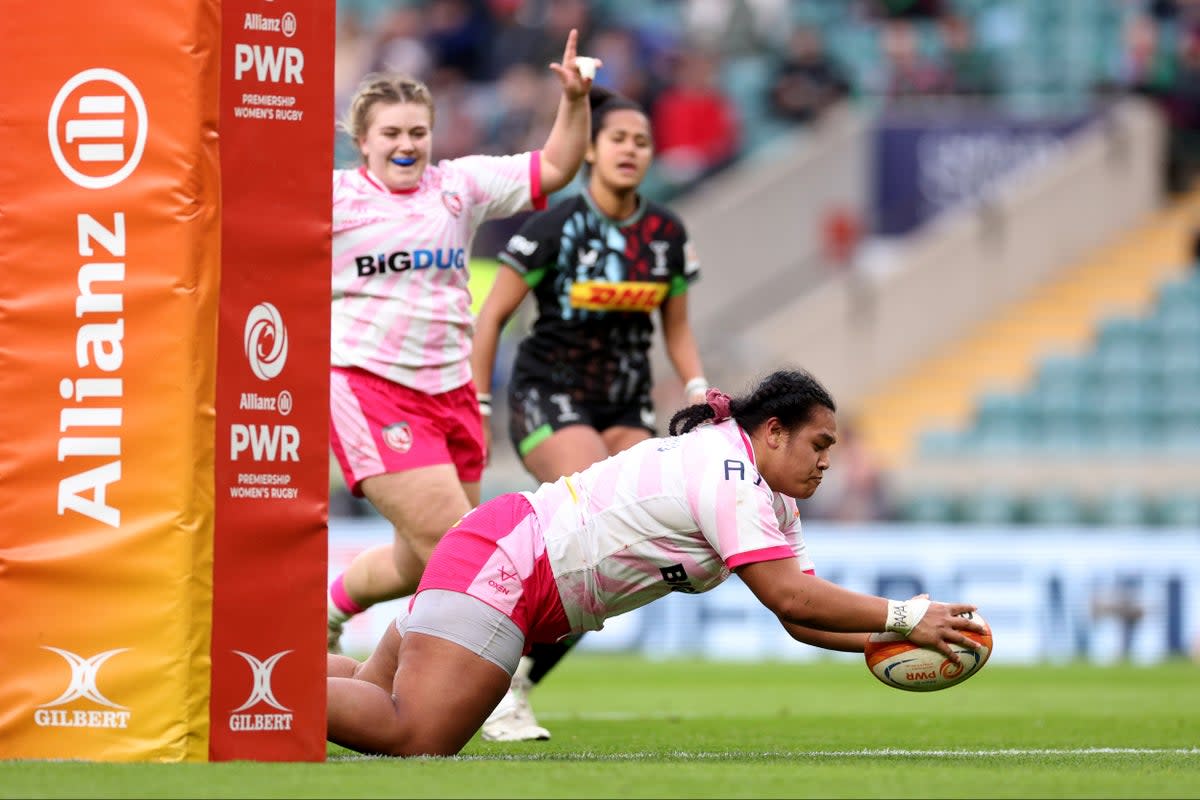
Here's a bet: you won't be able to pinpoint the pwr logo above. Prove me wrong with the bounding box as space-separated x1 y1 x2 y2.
244 302 288 381
233 44 304 84
229 650 294 731
231 423 299 462
48 69 147 190
34 646 132 729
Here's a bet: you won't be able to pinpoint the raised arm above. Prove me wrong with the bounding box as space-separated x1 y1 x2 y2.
538 28 597 195
736 558 982 661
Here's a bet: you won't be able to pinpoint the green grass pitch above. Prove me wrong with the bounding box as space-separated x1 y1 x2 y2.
4 655 1198 798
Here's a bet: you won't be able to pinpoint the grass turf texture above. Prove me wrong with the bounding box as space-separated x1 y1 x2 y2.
5 656 1198 799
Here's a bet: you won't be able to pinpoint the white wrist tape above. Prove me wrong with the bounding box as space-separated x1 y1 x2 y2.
684 377 709 399
885 598 931 636
575 56 598 81
477 393 493 417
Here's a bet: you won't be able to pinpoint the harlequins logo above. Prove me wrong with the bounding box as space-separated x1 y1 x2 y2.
383 422 413 453
441 190 463 217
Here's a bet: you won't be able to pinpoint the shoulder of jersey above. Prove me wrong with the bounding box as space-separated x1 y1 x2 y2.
643 199 687 230
526 195 582 227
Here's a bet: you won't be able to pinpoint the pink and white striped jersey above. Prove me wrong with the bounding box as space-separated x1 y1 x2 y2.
523 419 813 633
331 153 545 394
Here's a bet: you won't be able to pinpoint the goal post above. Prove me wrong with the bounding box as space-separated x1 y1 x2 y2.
0 0 333 762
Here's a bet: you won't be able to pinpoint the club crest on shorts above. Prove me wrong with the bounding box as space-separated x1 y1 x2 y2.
441 190 463 217
382 422 413 453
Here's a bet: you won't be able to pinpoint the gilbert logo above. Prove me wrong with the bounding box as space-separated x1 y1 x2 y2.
230 650 294 731
35 646 132 729
48 68 147 190
244 302 289 381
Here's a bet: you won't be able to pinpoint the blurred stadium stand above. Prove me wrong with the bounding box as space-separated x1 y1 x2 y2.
871 196 1200 527
329 0 1200 525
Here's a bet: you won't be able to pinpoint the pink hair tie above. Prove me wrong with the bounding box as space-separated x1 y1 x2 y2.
705 388 732 423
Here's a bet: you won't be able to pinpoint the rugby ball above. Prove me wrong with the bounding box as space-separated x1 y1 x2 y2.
864 610 992 692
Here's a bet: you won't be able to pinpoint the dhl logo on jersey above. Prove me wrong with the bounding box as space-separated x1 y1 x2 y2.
569 281 668 312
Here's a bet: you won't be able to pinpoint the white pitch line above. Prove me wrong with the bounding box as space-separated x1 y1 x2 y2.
336 748 1199 763
537 711 704 721
445 748 1200 762
782 748 1200 757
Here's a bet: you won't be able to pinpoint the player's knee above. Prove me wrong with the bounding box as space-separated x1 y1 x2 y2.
392 730 469 758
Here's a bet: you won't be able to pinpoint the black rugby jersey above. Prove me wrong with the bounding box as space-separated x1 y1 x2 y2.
497 191 699 405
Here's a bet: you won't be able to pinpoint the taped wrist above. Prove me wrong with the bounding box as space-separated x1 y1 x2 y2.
885 598 931 637
684 377 709 401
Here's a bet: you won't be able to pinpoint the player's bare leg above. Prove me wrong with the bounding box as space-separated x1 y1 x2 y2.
327 466 478 652
600 425 651 456
328 629 510 757
483 425 634 742
520 424 608 484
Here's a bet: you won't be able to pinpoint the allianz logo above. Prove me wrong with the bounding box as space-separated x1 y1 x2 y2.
239 390 293 415
244 12 296 37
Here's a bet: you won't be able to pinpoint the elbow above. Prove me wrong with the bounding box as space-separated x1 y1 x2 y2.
474 307 506 337
769 592 822 628
538 166 574 196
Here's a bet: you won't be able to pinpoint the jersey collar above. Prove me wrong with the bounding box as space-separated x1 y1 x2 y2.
733 422 756 466
359 166 422 195
582 187 647 227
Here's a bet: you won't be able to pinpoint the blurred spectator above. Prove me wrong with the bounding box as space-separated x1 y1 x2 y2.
425 0 494 82
766 25 851 124
681 0 791 58
1144 0 1192 22
369 4 435 82
426 66 487 160
335 22 374 114
821 207 864 268
532 0 596 69
651 48 742 186
937 14 998 97
1101 12 1200 193
879 19 951 99
860 0 948 21
484 0 548 78
1162 22 1200 192
482 63 558 155
1104 12 1176 95
589 26 658 109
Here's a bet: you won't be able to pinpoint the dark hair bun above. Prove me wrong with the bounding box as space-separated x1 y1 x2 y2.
588 85 617 112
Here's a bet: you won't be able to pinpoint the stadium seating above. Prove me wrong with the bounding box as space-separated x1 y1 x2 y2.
901 267 1200 525
1158 492 1200 527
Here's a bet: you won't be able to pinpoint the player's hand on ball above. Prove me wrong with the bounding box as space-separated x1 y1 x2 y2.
866 609 993 692
907 600 986 662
